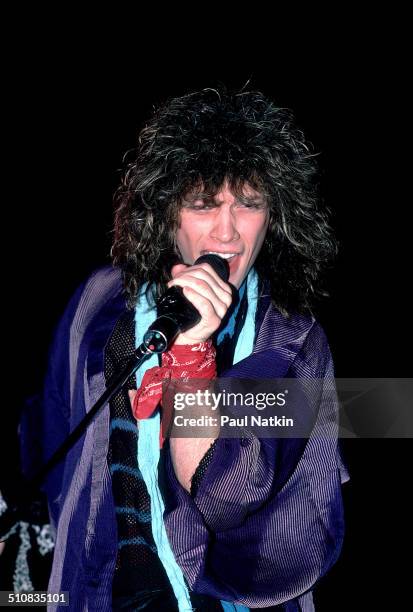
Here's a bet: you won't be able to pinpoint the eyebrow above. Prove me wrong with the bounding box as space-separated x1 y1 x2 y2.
183 193 266 206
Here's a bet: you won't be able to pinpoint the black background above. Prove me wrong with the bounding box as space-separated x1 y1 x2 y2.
2 13 410 610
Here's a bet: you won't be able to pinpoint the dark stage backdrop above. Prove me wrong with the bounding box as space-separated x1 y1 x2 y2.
2 30 410 610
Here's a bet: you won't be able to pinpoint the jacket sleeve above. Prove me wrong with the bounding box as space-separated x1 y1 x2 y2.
19 280 88 528
163 321 349 607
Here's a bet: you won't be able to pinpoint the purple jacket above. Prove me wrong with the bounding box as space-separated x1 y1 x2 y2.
22 266 349 611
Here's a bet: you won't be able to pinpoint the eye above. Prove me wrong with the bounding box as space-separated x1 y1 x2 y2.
237 201 266 210
238 202 258 208
197 204 215 210
186 202 217 211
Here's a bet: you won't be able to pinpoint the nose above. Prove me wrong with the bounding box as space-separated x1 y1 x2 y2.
209 204 240 243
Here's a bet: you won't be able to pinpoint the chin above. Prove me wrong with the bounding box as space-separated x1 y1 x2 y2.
230 274 243 289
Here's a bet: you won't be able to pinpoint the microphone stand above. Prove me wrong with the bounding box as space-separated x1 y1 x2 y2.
1 300 202 538
0 338 163 539
1 254 230 539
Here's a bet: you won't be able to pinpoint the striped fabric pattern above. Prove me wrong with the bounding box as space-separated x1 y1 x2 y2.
163 299 349 609
24 266 348 611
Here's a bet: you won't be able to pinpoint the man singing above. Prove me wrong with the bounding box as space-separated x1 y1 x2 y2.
27 87 349 610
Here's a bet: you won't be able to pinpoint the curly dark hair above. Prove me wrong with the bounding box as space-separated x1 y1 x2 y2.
111 87 337 316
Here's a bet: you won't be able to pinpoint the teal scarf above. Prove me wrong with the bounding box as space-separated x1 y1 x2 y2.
134 268 258 611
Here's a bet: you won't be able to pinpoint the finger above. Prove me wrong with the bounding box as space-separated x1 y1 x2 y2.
194 262 232 295
181 285 223 326
191 266 233 309
170 263 188 278
169 265 232 308
168 274 229 319
171 262 231 296
172 271 232 313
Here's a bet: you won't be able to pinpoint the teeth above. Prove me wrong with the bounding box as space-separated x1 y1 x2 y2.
206 252 237 259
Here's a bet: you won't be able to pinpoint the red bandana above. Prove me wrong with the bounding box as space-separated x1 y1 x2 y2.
131 340 217 447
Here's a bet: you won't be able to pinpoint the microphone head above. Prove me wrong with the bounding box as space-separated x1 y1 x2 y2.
194 253 230 283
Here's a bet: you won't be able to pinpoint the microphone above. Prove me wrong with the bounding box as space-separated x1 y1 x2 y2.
143 254 231 353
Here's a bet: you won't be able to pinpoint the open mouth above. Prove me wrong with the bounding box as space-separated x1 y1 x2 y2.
203 251 239 262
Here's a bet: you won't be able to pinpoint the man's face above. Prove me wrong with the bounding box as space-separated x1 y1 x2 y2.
176 181 270 288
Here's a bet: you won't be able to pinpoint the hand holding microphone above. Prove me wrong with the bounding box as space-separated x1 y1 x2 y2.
143 254 236 352
167 257 234 345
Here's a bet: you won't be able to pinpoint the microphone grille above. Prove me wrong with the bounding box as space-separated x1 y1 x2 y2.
194 254 230 282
